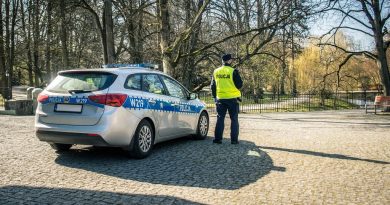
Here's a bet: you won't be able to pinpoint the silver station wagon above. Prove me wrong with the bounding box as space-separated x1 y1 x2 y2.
35 64 209 158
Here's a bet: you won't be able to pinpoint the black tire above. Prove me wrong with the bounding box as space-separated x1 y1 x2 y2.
50 143 72 152
193 111 209 140
129 120 154 159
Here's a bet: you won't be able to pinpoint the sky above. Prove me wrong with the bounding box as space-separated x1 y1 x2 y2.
308 8 377 51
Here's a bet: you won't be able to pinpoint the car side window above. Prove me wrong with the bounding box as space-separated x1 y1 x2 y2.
124 74 141 90
160 76 187 99
142 74 165 95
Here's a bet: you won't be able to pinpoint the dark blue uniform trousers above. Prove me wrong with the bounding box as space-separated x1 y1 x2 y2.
214 98 239 142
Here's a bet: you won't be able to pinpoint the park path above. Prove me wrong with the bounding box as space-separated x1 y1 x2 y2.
0 110 389 204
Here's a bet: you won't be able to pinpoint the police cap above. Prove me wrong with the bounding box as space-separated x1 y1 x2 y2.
222 54 232 62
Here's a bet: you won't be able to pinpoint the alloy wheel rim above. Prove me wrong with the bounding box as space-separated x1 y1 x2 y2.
200 115 208 136
139 125 152 152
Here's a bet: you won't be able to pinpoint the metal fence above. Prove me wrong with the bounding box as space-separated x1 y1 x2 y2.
0 89 383 113
199 91 382 114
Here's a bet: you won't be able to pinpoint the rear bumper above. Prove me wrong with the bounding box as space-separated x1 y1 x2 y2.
35 106 141 146
36 130 109 146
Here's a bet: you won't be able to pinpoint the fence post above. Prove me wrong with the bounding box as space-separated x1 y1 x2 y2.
351 91 354 106
260 96 262 113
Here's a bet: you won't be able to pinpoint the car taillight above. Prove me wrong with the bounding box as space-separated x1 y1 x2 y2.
88 94 127 107
37 94 49 103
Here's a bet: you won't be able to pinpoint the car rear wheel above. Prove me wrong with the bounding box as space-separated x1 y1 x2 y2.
193 111 209 140
128 120 154 159
50 143 72 151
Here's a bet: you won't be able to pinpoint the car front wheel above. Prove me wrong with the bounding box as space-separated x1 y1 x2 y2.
193 111 209 140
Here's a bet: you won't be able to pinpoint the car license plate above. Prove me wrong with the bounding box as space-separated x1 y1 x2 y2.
55 104 83 113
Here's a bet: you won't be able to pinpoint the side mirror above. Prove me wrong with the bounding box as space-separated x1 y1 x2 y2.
189 93 198 100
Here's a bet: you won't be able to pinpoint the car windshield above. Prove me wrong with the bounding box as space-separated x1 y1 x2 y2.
46 72 117 94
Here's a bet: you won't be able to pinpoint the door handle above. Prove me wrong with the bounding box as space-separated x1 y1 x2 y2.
148 99 156 104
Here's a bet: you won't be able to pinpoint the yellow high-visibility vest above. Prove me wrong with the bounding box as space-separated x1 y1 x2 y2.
213 65 241 99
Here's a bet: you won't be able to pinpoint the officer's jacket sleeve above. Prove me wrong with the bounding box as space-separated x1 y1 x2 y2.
210 76 216 99
233 69 243 89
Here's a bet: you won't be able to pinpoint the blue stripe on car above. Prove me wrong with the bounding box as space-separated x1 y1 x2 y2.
42 96 204 114
42 96 105 108
123 97 203 114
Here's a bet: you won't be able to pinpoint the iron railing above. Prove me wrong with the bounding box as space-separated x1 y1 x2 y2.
199 91 382 114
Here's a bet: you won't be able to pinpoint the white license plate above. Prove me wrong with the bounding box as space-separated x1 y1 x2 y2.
55 104 83 113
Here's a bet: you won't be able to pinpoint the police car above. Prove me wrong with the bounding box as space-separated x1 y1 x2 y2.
35 64 209 158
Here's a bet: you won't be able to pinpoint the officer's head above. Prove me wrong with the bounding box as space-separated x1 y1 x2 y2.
222 54 233 64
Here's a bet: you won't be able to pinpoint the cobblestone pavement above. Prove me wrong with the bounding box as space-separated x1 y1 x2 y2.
0 110 389 204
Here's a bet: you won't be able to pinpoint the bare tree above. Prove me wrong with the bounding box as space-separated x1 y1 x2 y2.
104 0 115 64
157 0 210 75
0 0 6 98
19 0 34 86
80 0 116 64
45 0 52 80
319 0 390 96
113 0 153 63
59 0 69 70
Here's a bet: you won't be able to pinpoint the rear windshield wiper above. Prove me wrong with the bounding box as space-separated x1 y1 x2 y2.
67 89 91 94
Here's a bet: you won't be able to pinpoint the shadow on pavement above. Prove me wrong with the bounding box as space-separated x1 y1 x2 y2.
0 185 204 204
240 113 390 126
259 146 390 165
239 115 390 127
55 137 284 190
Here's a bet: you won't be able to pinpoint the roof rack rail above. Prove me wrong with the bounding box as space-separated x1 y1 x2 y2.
102 63 159 69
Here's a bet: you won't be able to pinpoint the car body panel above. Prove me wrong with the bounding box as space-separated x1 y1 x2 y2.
38 90 107 126
35 67 207 148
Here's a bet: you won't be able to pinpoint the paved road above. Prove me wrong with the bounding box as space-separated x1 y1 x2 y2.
0 110 389 204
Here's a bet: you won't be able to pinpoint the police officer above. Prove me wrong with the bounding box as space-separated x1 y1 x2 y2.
210 54 243 144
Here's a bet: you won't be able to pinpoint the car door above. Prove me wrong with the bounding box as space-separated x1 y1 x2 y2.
160 75 198 135
123 73 146 119
141 74 181 139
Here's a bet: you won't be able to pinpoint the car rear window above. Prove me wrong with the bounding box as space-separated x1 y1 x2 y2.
46 72 117 94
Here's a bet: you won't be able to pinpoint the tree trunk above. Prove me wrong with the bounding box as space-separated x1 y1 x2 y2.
375 39 390 96
80 0 107 64
158 0 171 72
136 0 144 62
100 3 108 64
181 0 193 88
280 28 286 95
45 0 52 81
104 0 115 64
33 0 40 86
127 11 143 63
59 0 69 70
290 13 297 96
9 0 19 98
20 0 33 86
157 0 209 76
158 0 173 75
372 1 390 96
182 0 203 89
0 0 7 98
127 19 137 62
26 0 33 86
5 0 11 98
